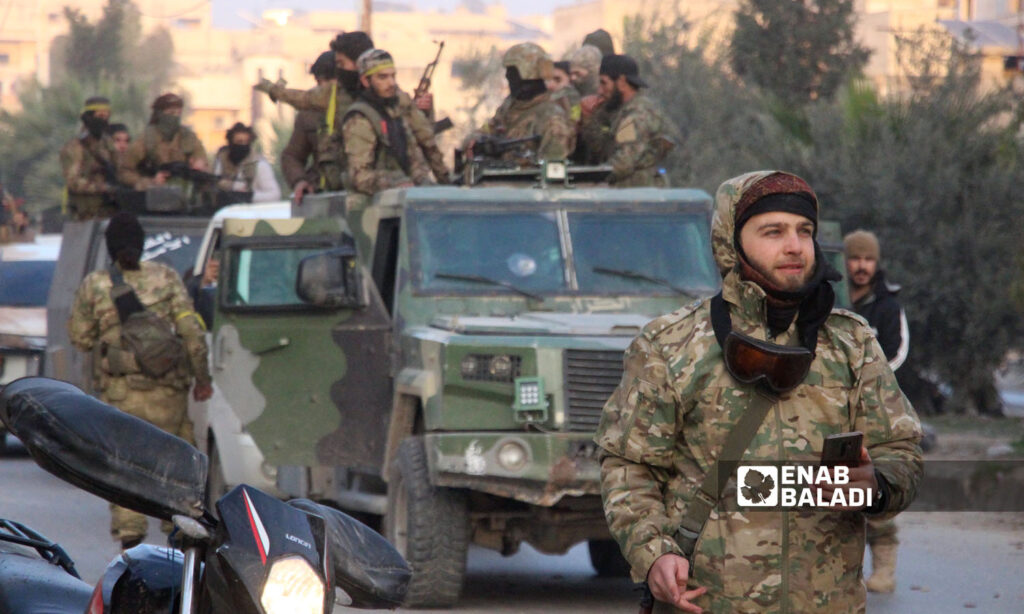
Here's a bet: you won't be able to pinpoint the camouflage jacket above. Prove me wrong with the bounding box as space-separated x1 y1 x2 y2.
342 94 447 196
280 109 323 188
118 125 209 190
607 93 676 187
575 102 615 165
595 171 923 613
69 261 211 393
487 93 576 161
270 82 355 135
60 131 117 196
551 87 582 124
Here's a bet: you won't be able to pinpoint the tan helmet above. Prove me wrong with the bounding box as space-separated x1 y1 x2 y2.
503 42 554 81
567 45 602 77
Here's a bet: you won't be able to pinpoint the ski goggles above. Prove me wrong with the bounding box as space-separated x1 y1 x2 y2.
722 330 813 394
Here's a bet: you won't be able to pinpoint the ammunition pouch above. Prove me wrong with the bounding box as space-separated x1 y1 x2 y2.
100 342 142 377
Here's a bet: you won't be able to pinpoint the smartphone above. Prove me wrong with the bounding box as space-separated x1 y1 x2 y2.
820 431 863 467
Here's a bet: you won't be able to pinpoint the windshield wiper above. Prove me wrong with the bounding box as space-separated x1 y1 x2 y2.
592 266 689 295
435 272 545 302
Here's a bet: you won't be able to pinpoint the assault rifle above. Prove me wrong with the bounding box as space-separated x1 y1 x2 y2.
414 41 444 100
472 134 541 159
157 161 221 185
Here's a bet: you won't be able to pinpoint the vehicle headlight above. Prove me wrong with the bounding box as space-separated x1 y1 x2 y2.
458 353 522 382
260 556 324 614
460 355 479 378
497 440 529 471
489 355 512 379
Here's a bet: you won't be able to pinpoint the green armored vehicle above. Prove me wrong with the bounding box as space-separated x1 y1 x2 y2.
201 183 720 606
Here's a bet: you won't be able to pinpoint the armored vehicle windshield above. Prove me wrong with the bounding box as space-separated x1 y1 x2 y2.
408 203 718 299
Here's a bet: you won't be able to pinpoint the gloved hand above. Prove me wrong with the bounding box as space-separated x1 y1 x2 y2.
253 78 283 102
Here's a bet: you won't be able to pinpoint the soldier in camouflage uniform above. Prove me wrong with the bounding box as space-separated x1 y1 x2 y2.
478 43 575 162
568 45 602 97
255 33 376 192
341 48 449 196
595 171 923 613
118 93 209 190
547 61 581 124
595 55 677 187
211 122 281 202
68 213 213 549
280 51 338 203
60 96 119 220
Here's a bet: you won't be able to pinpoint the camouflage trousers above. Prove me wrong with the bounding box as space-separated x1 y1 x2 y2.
866 517 898 546
101 384 193 543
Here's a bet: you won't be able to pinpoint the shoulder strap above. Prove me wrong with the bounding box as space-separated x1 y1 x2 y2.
675 293 776 560
326 82 338 136
108 266 146 323
344 101 393 166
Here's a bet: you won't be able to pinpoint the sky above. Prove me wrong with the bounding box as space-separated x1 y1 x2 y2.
211 0 573 28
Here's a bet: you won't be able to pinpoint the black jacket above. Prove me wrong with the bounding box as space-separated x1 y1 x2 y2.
852 270 909 370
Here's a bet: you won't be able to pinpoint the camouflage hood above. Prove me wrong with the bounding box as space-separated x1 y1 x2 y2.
710 170 779 278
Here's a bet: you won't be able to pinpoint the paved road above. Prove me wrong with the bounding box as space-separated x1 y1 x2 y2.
2 438 1022 613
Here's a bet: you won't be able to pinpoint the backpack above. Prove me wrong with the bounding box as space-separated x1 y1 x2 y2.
108 266 187 378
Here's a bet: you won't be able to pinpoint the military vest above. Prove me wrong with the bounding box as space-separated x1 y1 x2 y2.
343 101 410 174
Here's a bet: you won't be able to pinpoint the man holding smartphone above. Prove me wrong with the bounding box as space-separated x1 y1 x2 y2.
596 171 923 613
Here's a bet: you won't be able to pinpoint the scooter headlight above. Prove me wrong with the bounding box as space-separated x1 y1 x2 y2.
260 556 325 614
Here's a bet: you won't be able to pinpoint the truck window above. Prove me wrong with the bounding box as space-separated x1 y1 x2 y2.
224 246 329 308
568 212 718 295
411 211 565 293
143 230 203 275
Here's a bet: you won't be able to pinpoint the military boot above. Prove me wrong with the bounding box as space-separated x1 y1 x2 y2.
866 543 897 593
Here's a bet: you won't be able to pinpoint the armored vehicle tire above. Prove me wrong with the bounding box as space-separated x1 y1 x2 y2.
385 436 469 608
588 539 631 577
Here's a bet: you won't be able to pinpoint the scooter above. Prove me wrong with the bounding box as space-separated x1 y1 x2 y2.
0 377 410 614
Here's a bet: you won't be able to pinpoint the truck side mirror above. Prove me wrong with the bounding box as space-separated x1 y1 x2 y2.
296 247 364 308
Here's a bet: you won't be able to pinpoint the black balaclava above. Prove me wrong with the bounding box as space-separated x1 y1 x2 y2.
105 212 145 270
332 32 374 94
228 143 251 165
505 67 547 101
81 112 108 139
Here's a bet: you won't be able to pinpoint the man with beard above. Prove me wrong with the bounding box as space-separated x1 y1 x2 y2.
477 42 575 162
281 51 339 202
594 55 676 187
844 229 909 595
257 33 373 191
60 96 119 220
341 48 448 197
118 93 208 190
596 171 922 612
211 123 281 203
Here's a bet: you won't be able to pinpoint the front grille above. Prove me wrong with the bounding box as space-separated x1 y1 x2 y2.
564 350 624 432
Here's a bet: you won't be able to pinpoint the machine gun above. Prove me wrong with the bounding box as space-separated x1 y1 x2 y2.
472 134 542 159
157 161 221 185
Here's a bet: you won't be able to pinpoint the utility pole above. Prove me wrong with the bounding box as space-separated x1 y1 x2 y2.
361 0 372 37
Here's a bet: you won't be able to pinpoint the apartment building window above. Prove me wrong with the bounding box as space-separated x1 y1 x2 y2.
0 54 9 66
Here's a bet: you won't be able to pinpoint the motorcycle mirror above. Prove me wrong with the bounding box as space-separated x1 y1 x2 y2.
0 377 208 521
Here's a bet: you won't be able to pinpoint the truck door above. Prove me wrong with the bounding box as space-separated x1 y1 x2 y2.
211 218 392 473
